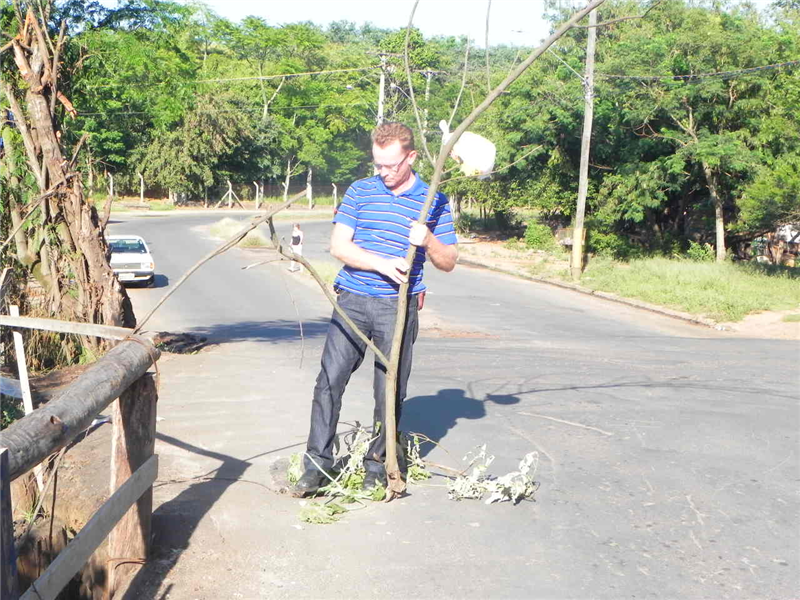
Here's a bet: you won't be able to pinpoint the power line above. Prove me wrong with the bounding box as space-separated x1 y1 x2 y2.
76 101 369 117
596 59 800 82
84 66 380 88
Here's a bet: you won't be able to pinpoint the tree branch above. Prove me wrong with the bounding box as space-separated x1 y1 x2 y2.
443 145 543 184
49 19 67 115
0 79 45 188
485 0 492 93
403 0 435 165
382 0 609 502
133 191 308 333
263 220 390 366
448 38 470 128
263 76 284 117
574 0 663 28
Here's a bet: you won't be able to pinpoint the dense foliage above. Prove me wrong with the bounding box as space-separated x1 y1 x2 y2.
2 0 798 259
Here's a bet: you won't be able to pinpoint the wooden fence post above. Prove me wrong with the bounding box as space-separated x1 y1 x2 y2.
8 307 43 495
1 448 20 600
107 374 157 595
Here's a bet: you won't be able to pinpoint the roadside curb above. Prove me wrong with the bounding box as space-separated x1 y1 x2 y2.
457 257 725 331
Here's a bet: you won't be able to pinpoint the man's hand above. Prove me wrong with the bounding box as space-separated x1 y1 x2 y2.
406 220 458 273
376 256 410 284
408 221 431 247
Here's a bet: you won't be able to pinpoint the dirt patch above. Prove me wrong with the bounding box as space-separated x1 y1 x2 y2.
717 308 800 340
419 326 499 339
459 235 570 280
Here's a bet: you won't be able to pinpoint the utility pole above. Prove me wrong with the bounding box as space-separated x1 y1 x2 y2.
570 8 597 281
420 69 443 137
377 53 387 126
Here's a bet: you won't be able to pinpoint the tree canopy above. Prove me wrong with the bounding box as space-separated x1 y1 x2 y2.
3 0 798 260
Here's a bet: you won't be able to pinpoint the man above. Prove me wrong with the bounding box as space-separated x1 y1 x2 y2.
293 122 458 497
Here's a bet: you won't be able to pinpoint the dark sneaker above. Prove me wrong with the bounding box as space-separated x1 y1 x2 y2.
362 470 388 492
292 469 331 497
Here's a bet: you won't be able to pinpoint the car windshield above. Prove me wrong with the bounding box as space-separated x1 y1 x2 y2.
110 239 147 254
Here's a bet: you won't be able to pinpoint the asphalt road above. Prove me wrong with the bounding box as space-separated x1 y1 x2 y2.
109 212 799 600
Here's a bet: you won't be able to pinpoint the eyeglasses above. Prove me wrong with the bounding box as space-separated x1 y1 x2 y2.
373 153 410 173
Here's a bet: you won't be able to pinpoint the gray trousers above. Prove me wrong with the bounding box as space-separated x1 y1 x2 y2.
304 290 419 475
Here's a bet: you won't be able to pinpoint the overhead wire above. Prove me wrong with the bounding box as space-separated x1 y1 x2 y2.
83 65 380 88
72 50 797 122
76 101 369 117
596 59 800 82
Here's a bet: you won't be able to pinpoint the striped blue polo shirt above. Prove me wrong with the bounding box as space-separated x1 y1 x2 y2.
333 172 458 297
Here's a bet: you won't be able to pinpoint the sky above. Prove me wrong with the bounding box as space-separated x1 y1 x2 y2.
192 0 557 46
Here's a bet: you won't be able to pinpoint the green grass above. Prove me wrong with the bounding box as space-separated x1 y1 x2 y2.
577 257 800 321
782 314 800 323
306 261 340 287
209 218 269 247
148 201 177 211
261 194 337 207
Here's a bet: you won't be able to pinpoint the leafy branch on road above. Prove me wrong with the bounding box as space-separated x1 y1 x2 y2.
289 430 539 524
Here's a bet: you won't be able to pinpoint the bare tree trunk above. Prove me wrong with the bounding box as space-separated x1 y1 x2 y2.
87 154 94 196
283 158 292 202
702 163 726 262
2 9 135 338
306 167 313 209
451 195 461 224
3 135 32 265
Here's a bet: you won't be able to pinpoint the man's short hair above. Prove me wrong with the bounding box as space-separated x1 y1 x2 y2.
371 122 415 152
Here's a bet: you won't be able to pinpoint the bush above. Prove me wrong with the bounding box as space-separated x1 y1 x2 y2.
588 230 642 260
524 220 556 251
454 213 479 234
1 398 24 429
686 241 715 262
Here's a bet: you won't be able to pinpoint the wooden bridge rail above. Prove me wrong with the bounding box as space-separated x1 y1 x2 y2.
0 316 160 600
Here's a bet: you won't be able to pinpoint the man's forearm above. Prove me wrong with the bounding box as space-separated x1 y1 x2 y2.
331 237 383 272
425 237 458 272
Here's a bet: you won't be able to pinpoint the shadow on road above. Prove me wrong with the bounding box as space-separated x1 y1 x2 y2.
121 432 254 599
150 274 170 289
122 274 169 290
186 317 331 345
401 389 520 458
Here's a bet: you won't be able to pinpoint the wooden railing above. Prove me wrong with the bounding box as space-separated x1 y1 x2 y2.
0 315 160 600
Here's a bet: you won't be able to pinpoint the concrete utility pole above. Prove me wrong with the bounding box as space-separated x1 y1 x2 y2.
420 69 443 137
377 53 387 126
571 8 597 281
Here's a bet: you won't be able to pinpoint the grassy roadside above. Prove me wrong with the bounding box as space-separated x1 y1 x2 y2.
577 258 799 322
206 218 340 286
116 197 796 324
459 238 799 323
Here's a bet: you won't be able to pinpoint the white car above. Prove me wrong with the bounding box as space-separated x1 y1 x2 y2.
107 234 155 286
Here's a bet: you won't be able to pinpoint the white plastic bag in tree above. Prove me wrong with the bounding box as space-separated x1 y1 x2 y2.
439 120 496 180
